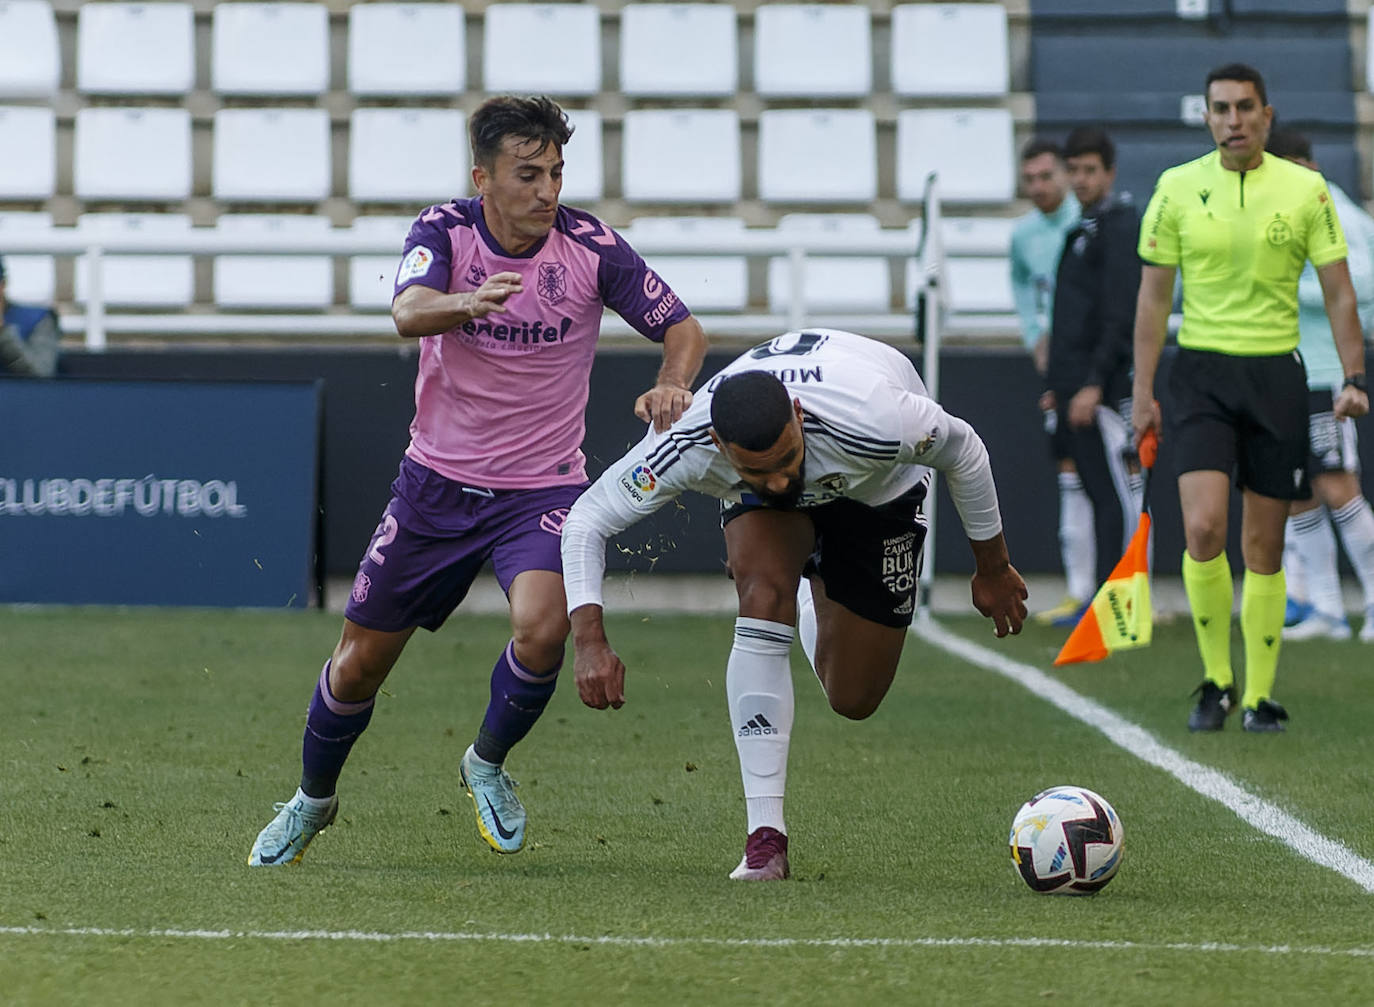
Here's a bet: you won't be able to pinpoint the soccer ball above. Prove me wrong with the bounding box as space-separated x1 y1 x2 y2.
1008 786 1124 895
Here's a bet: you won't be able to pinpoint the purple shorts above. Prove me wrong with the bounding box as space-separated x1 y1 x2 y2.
345 457 587 632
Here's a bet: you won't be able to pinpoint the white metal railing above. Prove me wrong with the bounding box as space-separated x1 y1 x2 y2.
1 226 1019 348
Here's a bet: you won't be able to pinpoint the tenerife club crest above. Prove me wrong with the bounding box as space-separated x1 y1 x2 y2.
536 262 568 305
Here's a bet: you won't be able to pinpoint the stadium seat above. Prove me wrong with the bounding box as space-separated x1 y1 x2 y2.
1027 0 1220 17
74 107 192 201
758 109 876 203
896 108 1015 203
0 106 56 199
349 108 467 204
213 108 331 203
619 4 737 96
561 108 604 205
905 256 1014 314
767 214 889 314
1231 0 1344 14
0 0 59 97
74 213 194 308
625 216 748 312
754 4 872 97
213 214 334 309
483 4 600 96
212 2 329 95
890 4 1008 97
347 3 465 96
912 216 1015 257
0 212 56 304
348 214 414 310
622 109 740 203
78 3 194 95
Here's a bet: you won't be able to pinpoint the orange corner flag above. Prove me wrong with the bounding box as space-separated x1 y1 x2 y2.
1054 428 1158 666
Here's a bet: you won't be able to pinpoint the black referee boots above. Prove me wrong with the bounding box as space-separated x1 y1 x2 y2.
1187 679 1237 731
1242 699 1289 733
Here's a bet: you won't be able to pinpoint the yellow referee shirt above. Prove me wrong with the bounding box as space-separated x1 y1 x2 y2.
1138 150 1347 355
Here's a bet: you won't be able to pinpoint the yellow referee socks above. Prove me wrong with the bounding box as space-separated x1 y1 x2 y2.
1182 551 1234 688
1240 568 1286 710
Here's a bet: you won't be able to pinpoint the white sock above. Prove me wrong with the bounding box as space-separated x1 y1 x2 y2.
1059 471 1096 603
1290 507 1343 620
1283 516 1307 604
1332 496 1374 608
726 617 795 835
796 577 819 677
294 786 334 811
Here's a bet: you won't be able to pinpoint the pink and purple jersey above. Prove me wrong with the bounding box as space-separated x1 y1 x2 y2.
393 197 690 488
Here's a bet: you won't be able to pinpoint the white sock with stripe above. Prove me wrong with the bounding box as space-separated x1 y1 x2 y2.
1332 496 1374 608
1290 507 1343 620
727 617 795 835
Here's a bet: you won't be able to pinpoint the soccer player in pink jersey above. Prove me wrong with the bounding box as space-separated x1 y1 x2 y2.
249 95 707 865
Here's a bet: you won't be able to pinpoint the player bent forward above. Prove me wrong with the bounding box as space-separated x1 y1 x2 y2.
560 329 1028 880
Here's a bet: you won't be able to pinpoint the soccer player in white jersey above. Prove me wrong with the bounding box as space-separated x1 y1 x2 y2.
560 329 1028 880
247 95 707 866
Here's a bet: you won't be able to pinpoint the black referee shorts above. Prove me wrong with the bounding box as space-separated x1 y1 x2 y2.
1167 347 1310 499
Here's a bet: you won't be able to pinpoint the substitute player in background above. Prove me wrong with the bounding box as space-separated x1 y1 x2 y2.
1010 140 1091 624
1264 128 1374 643
560 329 1027 880
1132 64 1369 734
249 95 708 865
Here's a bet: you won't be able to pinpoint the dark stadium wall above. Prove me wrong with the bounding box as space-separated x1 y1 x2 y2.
59 346 1373 579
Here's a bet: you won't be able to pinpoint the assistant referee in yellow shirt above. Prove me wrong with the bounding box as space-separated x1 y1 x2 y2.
1132 63 1370 733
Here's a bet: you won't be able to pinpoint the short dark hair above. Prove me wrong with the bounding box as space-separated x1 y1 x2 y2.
710 371 793 451
1020 137 1062 163
1266 127 1312 163
1205 63 1268 106
1063 126 1115 172
469 95 574 170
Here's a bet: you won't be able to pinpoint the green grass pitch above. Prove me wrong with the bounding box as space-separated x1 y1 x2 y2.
3 604 1374 1005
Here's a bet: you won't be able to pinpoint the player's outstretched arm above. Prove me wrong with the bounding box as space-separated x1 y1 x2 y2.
969 533 1028 638
391 271 524 338
635 316 709 432
569 604 627 710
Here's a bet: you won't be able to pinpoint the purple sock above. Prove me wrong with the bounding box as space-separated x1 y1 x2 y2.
300 660 375 799
473 640 560 765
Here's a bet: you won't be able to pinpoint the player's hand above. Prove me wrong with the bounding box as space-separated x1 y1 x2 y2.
1334 385 1370 420
1031 335 1049 377
465 271 524 318
971 562 1029 638
575 639 627 710
1067 385 1102 429
634 382 693 433
1131 395 1162 453
1038 389 1056 413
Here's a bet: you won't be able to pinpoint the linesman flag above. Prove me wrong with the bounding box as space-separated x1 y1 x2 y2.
1054 429 1159 666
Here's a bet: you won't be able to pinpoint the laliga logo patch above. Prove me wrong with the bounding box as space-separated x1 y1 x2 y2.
397 245 435 283
914 428 938 456
617 463 658 504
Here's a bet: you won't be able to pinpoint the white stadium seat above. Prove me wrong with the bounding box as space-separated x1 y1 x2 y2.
758 109 877 203
896 108 1015 203
909 216 1015 257
891 4 1009 97
754 4 871 97
213 214 334 309
767 214 889 313
626 216 749 312
349 108 467 204
348 3 465 96
212 2 329 95
74 107 191 201
944 257 1016 313
622 109 740 203
619 4 737 97
0 0 60 97
0 212 56 304
75 213 195 308
0 106 56 199
483 4 600 96
213 108 331 203
78 3 195 95
560 108 604 205
348 215 414 310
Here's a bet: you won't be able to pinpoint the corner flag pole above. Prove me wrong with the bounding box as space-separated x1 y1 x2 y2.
916 171 946 620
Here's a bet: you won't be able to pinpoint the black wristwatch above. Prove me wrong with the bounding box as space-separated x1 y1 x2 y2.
1343 373 1368 393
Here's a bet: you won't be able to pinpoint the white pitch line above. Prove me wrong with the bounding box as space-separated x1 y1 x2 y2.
3 926 1374 958
912 617 1374 893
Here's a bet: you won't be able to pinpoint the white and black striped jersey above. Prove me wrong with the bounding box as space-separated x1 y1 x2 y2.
562 329 1005 613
